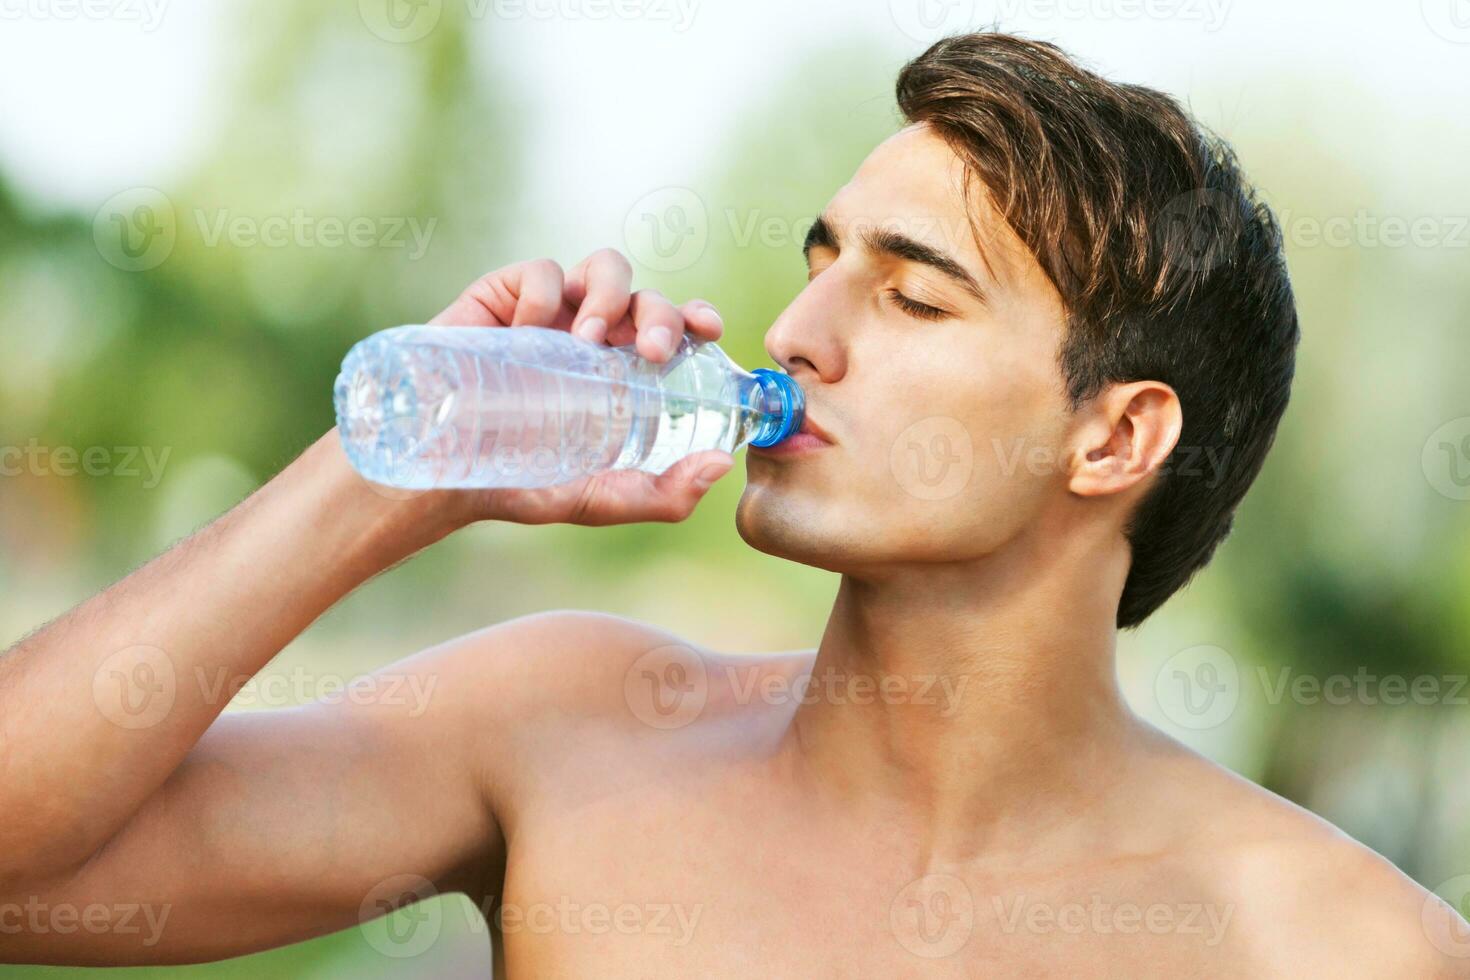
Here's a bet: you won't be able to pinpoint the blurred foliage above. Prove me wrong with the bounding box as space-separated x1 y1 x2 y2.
1 4 1468 977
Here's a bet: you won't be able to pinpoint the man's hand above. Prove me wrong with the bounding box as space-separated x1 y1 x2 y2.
420 249 735 527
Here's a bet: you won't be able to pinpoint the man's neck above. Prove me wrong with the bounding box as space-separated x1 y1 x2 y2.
781 523 1149 865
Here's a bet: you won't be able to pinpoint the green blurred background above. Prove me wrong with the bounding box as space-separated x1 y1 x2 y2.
2 0 1468 975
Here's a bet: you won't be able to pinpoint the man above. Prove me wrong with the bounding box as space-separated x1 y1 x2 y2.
2 32 1464 977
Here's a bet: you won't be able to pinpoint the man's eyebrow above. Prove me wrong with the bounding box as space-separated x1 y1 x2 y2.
802 215 837 257
802 214 987 305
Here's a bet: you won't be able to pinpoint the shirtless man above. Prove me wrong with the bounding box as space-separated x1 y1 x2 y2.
3 32 1465 978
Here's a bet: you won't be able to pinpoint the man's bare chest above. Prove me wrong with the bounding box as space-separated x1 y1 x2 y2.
487 791 1246 978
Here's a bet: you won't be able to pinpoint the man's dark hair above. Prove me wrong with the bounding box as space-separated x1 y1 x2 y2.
896 32 1300 629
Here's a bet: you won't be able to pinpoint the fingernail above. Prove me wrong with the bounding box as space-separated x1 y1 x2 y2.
695 305 723 329
576 316 607 342
645 325 674 357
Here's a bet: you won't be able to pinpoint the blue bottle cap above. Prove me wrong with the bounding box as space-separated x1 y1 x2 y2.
750 368 805 447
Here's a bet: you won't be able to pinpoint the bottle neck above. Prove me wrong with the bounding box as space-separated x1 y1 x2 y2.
745 368 805 447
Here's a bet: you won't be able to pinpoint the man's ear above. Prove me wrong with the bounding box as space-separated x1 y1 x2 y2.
1068 380 1182 498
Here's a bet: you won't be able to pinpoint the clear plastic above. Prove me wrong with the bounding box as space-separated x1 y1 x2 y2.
334 325 805 489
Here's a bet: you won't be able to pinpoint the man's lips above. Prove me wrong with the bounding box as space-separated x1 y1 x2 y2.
799 415 835 445
751 414 834 456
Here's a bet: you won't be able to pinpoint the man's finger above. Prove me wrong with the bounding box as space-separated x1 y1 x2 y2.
429 268 519 326
646 450 735 519
679 299 725 341
508 259 570 328
558 451 731 525
566 249 634 344
627 289 686 363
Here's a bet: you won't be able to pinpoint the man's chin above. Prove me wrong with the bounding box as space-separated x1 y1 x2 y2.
734 485 846 572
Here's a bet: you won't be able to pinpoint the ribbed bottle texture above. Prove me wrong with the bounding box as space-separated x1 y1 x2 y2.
334 325 803 489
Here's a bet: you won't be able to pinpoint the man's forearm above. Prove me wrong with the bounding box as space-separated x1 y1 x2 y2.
0 432 457 886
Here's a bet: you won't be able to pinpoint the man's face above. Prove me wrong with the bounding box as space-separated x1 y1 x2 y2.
736 124 1076 573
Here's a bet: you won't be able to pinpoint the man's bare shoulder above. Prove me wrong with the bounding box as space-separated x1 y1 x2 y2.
418 610 812 745
1141 732 1468 977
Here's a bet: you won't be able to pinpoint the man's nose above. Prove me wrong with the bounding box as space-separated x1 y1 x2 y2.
763 276 850 385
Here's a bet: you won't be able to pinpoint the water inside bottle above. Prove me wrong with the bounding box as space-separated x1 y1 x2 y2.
336 327 775 489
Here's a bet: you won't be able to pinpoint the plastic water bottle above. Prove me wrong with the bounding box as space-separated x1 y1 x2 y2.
334 325 805 489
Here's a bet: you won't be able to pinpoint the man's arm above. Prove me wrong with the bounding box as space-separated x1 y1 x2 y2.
0 250 733 964
0 434 502 964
